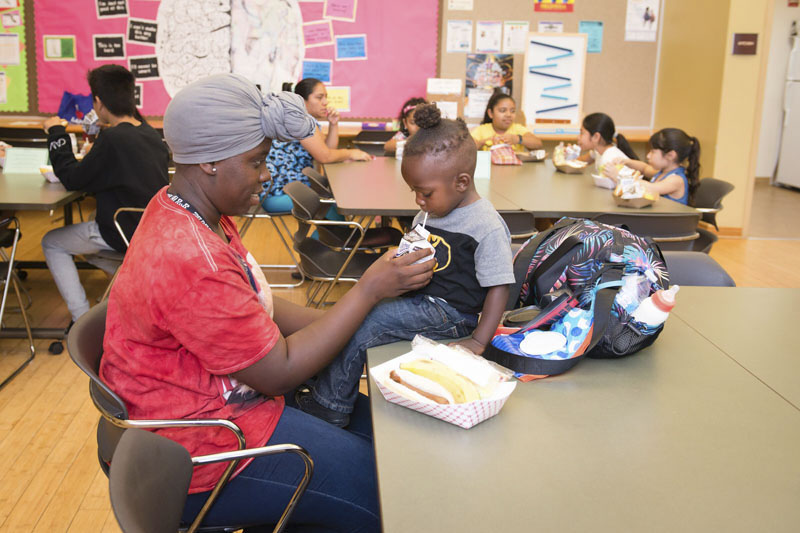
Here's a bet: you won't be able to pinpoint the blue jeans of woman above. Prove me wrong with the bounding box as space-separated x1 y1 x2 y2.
312 294 478 414
182 394 378 533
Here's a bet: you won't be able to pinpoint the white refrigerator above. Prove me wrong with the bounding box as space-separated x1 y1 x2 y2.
775 36 800 188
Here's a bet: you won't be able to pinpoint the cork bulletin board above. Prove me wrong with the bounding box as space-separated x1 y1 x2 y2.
438 0 661 130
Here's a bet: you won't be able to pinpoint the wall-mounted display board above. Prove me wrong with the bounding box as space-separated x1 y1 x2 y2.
0 0 29 112
25 0 439 119
521 33 587 133
439 0 661 131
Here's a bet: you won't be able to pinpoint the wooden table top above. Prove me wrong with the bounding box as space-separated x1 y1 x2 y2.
367 287 800 532
0 171 82 211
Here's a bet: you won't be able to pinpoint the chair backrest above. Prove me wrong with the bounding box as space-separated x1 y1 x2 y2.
301 167 332 197
500 212 536 241
66 300 129 418
284 181 324 221
692 178 734 229
662 251 736 287
352 130 394 156
109 428 193 533
592 212 701 251
113 207 146 248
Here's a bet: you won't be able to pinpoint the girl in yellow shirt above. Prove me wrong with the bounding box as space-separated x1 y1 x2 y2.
471 91 543 153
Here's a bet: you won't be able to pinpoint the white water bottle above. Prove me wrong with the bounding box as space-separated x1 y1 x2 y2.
631 285 680 326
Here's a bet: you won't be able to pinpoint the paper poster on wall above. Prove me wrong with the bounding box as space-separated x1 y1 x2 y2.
534 0 574 13
538 21 563 33
95 0 127 18
302 59 332 83
335 34 367 61
434 100 458 120
427 78 462 95
323 0 357 22
464 87 492 119
129 55 159 79
446 20 472 53
466 53 512 93
522 32 587 130
134 84 141 107
578 21 603 53
502 21 529 53
475 21 501 53
326 86 350 111
127 18 157 46
1 10 21 27
0 32 19 63
0 72 6 103
447 0 472 10
93 34 125 60
303 20 334 48
0 0 18 8
625 0 659 42
43 35 76 61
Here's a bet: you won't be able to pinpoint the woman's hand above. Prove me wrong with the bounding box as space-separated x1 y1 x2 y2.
43 116 66 134
359 248 435 302
326 106 340 126
348 149 373 161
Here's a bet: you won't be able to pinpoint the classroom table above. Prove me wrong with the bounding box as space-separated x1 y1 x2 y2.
366 287 800 533
325 157 699 218
672 287 800 410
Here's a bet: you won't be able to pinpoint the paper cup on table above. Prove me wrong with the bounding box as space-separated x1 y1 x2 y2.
369 351 517 429
39 166 60 183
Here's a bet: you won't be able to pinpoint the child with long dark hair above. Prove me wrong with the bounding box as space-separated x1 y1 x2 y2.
384 96 427 153
577 112 639 173
471 90 542 152
610 127 700 205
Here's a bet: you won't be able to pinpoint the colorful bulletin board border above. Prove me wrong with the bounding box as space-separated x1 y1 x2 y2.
535 0 575 12
0 0 27 111
303 20 334 48
323 0 357 23
335 34 367 61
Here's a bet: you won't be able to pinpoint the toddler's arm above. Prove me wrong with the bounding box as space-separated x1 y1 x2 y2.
450 284 509 355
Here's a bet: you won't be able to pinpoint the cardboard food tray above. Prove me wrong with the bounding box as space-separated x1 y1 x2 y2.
613 194 657 208
518 150 546 163
369 351 516 429
554 162 587 174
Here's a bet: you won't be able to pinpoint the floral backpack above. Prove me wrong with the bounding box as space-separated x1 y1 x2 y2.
484 218 670 380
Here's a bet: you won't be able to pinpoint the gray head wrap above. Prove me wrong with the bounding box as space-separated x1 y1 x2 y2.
164 73 316 164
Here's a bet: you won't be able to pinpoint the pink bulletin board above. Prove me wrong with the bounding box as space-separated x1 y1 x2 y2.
34 0 169 116
298 0 438 119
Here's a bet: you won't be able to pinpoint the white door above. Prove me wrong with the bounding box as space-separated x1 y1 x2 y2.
776 81 800 188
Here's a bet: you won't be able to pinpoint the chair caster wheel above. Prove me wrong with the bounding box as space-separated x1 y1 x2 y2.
49 341 64 355
17 270 28 281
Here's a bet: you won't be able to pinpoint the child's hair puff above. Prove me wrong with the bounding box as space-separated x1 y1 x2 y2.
404 104 475 160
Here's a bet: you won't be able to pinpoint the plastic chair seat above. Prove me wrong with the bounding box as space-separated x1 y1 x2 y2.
0 227 18 248
318 225 402 249
662 251 735 287
296 238 381 279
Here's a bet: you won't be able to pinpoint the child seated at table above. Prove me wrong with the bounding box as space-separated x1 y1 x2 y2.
297 103 515 427
471 90 543 153
384 97 426 154
577 112 639 173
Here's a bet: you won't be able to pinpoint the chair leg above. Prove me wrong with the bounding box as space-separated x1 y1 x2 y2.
0 227 35 390
101 267 122 302
259 215 305 289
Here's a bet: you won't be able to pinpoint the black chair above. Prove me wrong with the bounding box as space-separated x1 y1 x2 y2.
301 166 335 200
110 429 312 533
67 301 313 533
693 178 735 230
238 204 305 289
662 251 736 287
500 211 537 243
351 130 395 156
284 182 383 307
592 212 701 251
0 215 35 389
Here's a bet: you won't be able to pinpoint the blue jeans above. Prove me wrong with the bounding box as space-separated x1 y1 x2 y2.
182 394 379 533
312 295 478 414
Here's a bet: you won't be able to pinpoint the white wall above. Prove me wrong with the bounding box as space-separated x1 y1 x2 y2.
756 1 798 178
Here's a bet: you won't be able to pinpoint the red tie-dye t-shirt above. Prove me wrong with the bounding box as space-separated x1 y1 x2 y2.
101 187 283 493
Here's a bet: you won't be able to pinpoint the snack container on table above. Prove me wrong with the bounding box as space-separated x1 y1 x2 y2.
554 161 587 174
592 173 616 189
369 351 517 429
612 193 658 208
519 149 546 162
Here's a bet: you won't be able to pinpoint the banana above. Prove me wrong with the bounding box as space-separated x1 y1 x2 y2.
399 359 481 404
